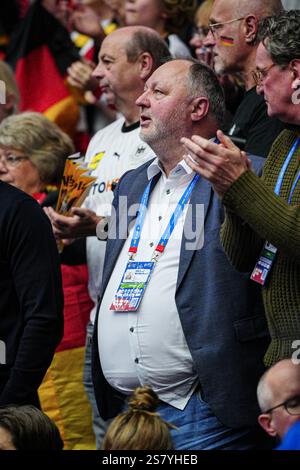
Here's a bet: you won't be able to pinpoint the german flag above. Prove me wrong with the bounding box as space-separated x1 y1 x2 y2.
6 0 80 136
219 35 235 47
0 0 20 59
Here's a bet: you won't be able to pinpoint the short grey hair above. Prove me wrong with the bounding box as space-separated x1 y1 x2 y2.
187 60 226 128
258 10 300 67
257 369 274 412
0 112 74 184
125 29 171 72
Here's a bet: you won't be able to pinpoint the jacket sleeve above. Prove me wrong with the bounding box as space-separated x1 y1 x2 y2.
221 169 300 266
0 198 64 405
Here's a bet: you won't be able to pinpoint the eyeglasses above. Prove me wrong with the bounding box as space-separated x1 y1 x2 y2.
252 63 276 87
264 394 300 416
0 154 29 167
208 17 245 37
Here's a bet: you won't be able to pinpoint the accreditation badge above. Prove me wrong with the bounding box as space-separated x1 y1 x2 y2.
250 241 277 286
110 261 154 312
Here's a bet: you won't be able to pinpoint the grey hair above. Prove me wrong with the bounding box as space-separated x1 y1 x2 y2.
0 112 74 184
257 369 274 412
125 29 171 72
187 60 226 128
258 10 300 67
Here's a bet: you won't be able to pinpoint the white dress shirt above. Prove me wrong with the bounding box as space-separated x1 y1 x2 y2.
98 159 200 409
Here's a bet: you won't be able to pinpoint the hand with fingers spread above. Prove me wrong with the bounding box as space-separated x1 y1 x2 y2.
181 130 251 198
44 206 103 239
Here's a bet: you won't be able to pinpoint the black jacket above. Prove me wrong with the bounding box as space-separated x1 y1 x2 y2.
0 182 64 405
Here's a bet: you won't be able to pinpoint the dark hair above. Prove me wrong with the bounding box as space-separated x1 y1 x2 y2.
188 60 226 128
126 29 171 72
0 405 63 450
258 10 300 67
103 386 175 450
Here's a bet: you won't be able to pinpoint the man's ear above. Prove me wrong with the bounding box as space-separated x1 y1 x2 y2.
258 414 278 437
138 52 154 81
290 59 300 89
191 96 210 122
243 15 258 44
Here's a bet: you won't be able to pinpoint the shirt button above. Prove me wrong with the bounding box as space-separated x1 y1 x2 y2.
166 189 171 195
129 327 134 332
134 358 139 364
149 242 154 247
158 216 162 221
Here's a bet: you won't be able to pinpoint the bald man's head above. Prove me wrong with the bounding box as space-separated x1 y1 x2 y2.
257 360 300 439
214 0 283 18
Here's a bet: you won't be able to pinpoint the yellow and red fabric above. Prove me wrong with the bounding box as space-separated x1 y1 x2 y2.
6 0 80 137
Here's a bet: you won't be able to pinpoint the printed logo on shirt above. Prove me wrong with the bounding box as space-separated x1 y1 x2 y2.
88 151 105 170
135 145 146 156
90 178 120 196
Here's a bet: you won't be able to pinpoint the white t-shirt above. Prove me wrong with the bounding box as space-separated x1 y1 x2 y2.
83 118 155 322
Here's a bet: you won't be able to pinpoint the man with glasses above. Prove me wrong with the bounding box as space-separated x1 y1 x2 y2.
257 359 300 444
182 10 300 368
204 0 284 157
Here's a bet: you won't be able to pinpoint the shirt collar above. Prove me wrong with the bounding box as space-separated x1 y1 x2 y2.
147 158 193 181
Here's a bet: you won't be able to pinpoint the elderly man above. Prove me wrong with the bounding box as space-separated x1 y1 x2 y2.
45 26 170 447
204 0 284 157
257 359 300 447
182 11 300 368
92 58 271 449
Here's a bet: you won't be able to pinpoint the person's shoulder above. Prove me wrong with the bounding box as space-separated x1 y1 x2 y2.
0 181 35 209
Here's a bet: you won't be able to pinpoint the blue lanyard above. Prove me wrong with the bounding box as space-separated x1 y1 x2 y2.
274 137 300 201
129 173 199 257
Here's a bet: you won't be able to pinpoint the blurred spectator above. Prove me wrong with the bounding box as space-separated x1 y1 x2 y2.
0 405 63 450
103 387 175 450
276 421 300 450
190 0 243 116
257 360 300 445
45 26 170 448
125 0 197 57
0 61 19 123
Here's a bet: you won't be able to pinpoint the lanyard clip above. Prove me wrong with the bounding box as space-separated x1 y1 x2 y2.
152 251 161 264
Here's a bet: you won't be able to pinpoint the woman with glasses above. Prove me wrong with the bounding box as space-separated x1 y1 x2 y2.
182 10 300 368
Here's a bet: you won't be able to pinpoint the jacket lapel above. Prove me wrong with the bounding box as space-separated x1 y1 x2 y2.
176 176 213 290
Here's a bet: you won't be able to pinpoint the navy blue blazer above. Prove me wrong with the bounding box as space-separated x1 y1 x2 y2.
92 157 270 428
